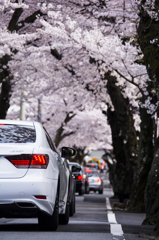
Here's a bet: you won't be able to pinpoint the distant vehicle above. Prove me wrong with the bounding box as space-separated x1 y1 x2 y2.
69 162 89 195
0 120 76 231
86 162 99 170
88 171 104 194
87 158 105 172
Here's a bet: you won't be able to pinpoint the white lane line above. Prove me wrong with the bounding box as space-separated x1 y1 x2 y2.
106 197 112 210
107 212 117 223
110 224 124 236
69 220 109 224
106 197 125 239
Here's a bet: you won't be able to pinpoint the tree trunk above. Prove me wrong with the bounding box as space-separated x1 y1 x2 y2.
0 55 12 119
143 147 159 226
130 103 154 212
137 2 159 233
71 146 86 165
106 71 137 202
0 8 24 119
54 112 76 147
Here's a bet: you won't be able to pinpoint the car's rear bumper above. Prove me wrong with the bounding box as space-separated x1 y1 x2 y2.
0 174 58 217
89 183 102 191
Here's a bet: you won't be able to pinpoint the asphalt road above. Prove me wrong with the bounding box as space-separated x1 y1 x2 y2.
0 178 155 240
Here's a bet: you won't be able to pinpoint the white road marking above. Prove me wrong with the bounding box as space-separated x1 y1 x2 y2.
107 212 117 223
69 220 109 224
106 197 125 239
110 224 124 236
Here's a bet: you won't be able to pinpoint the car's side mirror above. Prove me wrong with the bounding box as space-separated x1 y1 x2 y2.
61 147 76 158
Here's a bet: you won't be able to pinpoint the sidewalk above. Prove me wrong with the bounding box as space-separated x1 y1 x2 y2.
109 198 156 240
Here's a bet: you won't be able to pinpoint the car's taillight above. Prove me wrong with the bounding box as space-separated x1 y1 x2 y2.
97 178 101 183
74 175 83 180
30 154 49 169
6 154 49 169
34 195 47 199
83 174 86 179
6 154 32 168
78 175 83 180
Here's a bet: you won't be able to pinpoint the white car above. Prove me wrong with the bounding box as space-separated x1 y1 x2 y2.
88 172 104 194
0 120 76 231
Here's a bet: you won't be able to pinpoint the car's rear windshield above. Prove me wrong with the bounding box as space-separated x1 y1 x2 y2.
0 124 36 143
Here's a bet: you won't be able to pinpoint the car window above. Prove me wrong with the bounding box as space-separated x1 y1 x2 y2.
71 165 81 172
0 124 36 143
91 173 100 177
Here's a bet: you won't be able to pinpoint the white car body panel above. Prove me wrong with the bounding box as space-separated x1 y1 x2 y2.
0 120 69 218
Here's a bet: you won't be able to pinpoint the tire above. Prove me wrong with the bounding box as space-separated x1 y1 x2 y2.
85 184 89 194
79 188 84 195
70 193 75 216
99 188 103 194
38 193 59 231
59 200 70 225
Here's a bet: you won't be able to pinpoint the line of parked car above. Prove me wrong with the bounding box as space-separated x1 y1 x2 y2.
0 120 76 231
68 162 104 196
0 120 104 232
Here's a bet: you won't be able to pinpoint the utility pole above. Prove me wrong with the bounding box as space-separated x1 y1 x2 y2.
37 98 42 122
20 91 25 120
123 0 125 22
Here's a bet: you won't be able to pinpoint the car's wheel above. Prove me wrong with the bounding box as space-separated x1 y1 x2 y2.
85 184 90 194
79 188 84 195
59 200 70 224
70 192 75 216
99 188 103 194
38 192 59 231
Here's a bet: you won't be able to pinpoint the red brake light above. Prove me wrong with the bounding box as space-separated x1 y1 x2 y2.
6 154 32 168
30 154 49 168
6 154 49 169
97 178 101 183
78 175 83 180
85 170 92 173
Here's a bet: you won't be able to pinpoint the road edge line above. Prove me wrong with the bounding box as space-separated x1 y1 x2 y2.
106 197 125 239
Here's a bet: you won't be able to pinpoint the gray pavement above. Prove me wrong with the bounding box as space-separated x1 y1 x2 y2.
109 198 155 237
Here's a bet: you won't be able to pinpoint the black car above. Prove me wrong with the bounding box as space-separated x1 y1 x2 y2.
65 160 76 216
69 162 89 195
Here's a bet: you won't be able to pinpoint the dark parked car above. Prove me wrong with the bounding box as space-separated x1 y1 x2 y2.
65 160 76 216
68 162 89 195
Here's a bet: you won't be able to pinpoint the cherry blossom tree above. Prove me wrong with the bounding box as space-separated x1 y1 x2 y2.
1 1 159 235
134 0 159 236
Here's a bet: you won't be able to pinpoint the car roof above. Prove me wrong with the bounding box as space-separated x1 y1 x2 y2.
0 120 35 126
69 162 80 166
